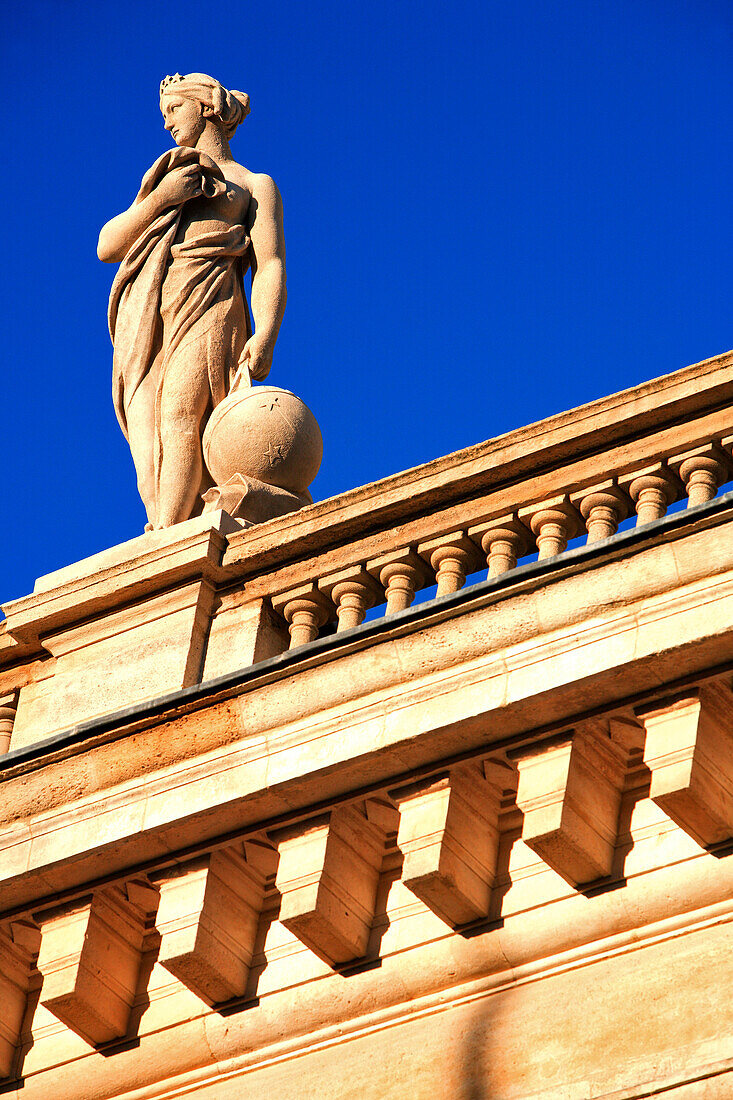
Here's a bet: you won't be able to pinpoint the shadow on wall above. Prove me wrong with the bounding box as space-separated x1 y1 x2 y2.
460 1002 499 1100
454 834 513 1100
454 775 656 1100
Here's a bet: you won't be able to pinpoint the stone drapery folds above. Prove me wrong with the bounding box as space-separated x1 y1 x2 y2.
108 146 251 518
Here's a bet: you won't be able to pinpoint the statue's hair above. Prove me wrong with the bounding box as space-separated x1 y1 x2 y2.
160 73 250 138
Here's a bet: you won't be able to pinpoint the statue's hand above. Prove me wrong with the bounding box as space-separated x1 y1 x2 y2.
152 164 203 211
241 332 273 382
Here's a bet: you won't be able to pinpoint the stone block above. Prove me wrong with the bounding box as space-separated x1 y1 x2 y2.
156 842 275 1005
513 724 627 886
275 803 389 965
637 682 733 847
393 763 503 926
202 597 289 680
12 580 218 747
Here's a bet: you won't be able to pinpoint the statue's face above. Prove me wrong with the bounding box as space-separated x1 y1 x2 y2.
161 94 206 148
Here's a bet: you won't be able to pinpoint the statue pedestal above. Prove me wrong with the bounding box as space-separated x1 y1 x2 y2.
2 512 288 748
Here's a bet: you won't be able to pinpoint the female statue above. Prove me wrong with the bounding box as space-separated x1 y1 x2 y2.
98 73 287 530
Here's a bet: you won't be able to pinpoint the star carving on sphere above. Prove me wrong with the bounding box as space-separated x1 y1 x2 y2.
260 396 280 412
263 442 284 467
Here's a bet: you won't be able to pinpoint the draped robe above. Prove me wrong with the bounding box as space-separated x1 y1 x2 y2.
108 147 251 509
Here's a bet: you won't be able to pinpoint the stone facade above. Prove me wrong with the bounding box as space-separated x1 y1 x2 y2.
2 351 733 1097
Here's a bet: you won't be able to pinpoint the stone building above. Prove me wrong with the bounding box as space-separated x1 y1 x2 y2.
1 350 732 1098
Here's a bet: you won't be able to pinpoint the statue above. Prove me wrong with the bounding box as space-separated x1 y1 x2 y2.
98 73 321 531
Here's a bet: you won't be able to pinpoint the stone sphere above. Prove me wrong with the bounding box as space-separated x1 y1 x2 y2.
203 385 323 494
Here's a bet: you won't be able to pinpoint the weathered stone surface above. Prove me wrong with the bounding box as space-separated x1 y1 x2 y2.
36 882 156 1046
638 682 733 847
98 73 321 530
3 352 733 1097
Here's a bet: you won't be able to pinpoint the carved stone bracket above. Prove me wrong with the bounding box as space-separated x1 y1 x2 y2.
392 762 505 927
275 801 393 966
155 840 276 1005
636 683 733 847
513 725 628 886
36 881 158 1047
0 919 40 1079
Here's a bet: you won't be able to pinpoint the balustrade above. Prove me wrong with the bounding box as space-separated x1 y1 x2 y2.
619 463 682 525
571 483 629 542
520 496 582 559
669 443 732 507
261 429 733 649
367 548 430 614
418 532 484 596
271 583 333 648
320 566 382 631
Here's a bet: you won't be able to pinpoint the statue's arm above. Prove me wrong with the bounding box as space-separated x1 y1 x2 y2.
97 162 204 263
242 174 287 381
97 193 168 263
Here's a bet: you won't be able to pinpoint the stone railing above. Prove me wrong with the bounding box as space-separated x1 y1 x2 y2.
249 440 733 650
192 352 733 655
4 350 733 749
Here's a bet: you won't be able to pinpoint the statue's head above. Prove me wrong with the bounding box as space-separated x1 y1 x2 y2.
159 73 250 148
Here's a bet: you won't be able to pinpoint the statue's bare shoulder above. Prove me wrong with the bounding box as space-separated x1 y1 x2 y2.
225 165 282 234
224 167 284 261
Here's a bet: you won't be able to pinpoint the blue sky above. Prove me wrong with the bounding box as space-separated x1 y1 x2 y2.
3 0 733 602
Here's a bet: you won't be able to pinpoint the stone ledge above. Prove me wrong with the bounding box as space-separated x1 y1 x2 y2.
2 511 239 644
0 513 732 912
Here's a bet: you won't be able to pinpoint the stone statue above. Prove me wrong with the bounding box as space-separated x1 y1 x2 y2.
98 73 321 531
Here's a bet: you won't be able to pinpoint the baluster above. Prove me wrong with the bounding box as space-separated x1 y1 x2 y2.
468 515 530 577
619 464 681 526
367 549 430 614
418 533 484 596
272 583 333 648
669 443 731 508
320 567 381 631
571 483 629 543
0 691 18 755
519 497 582 560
